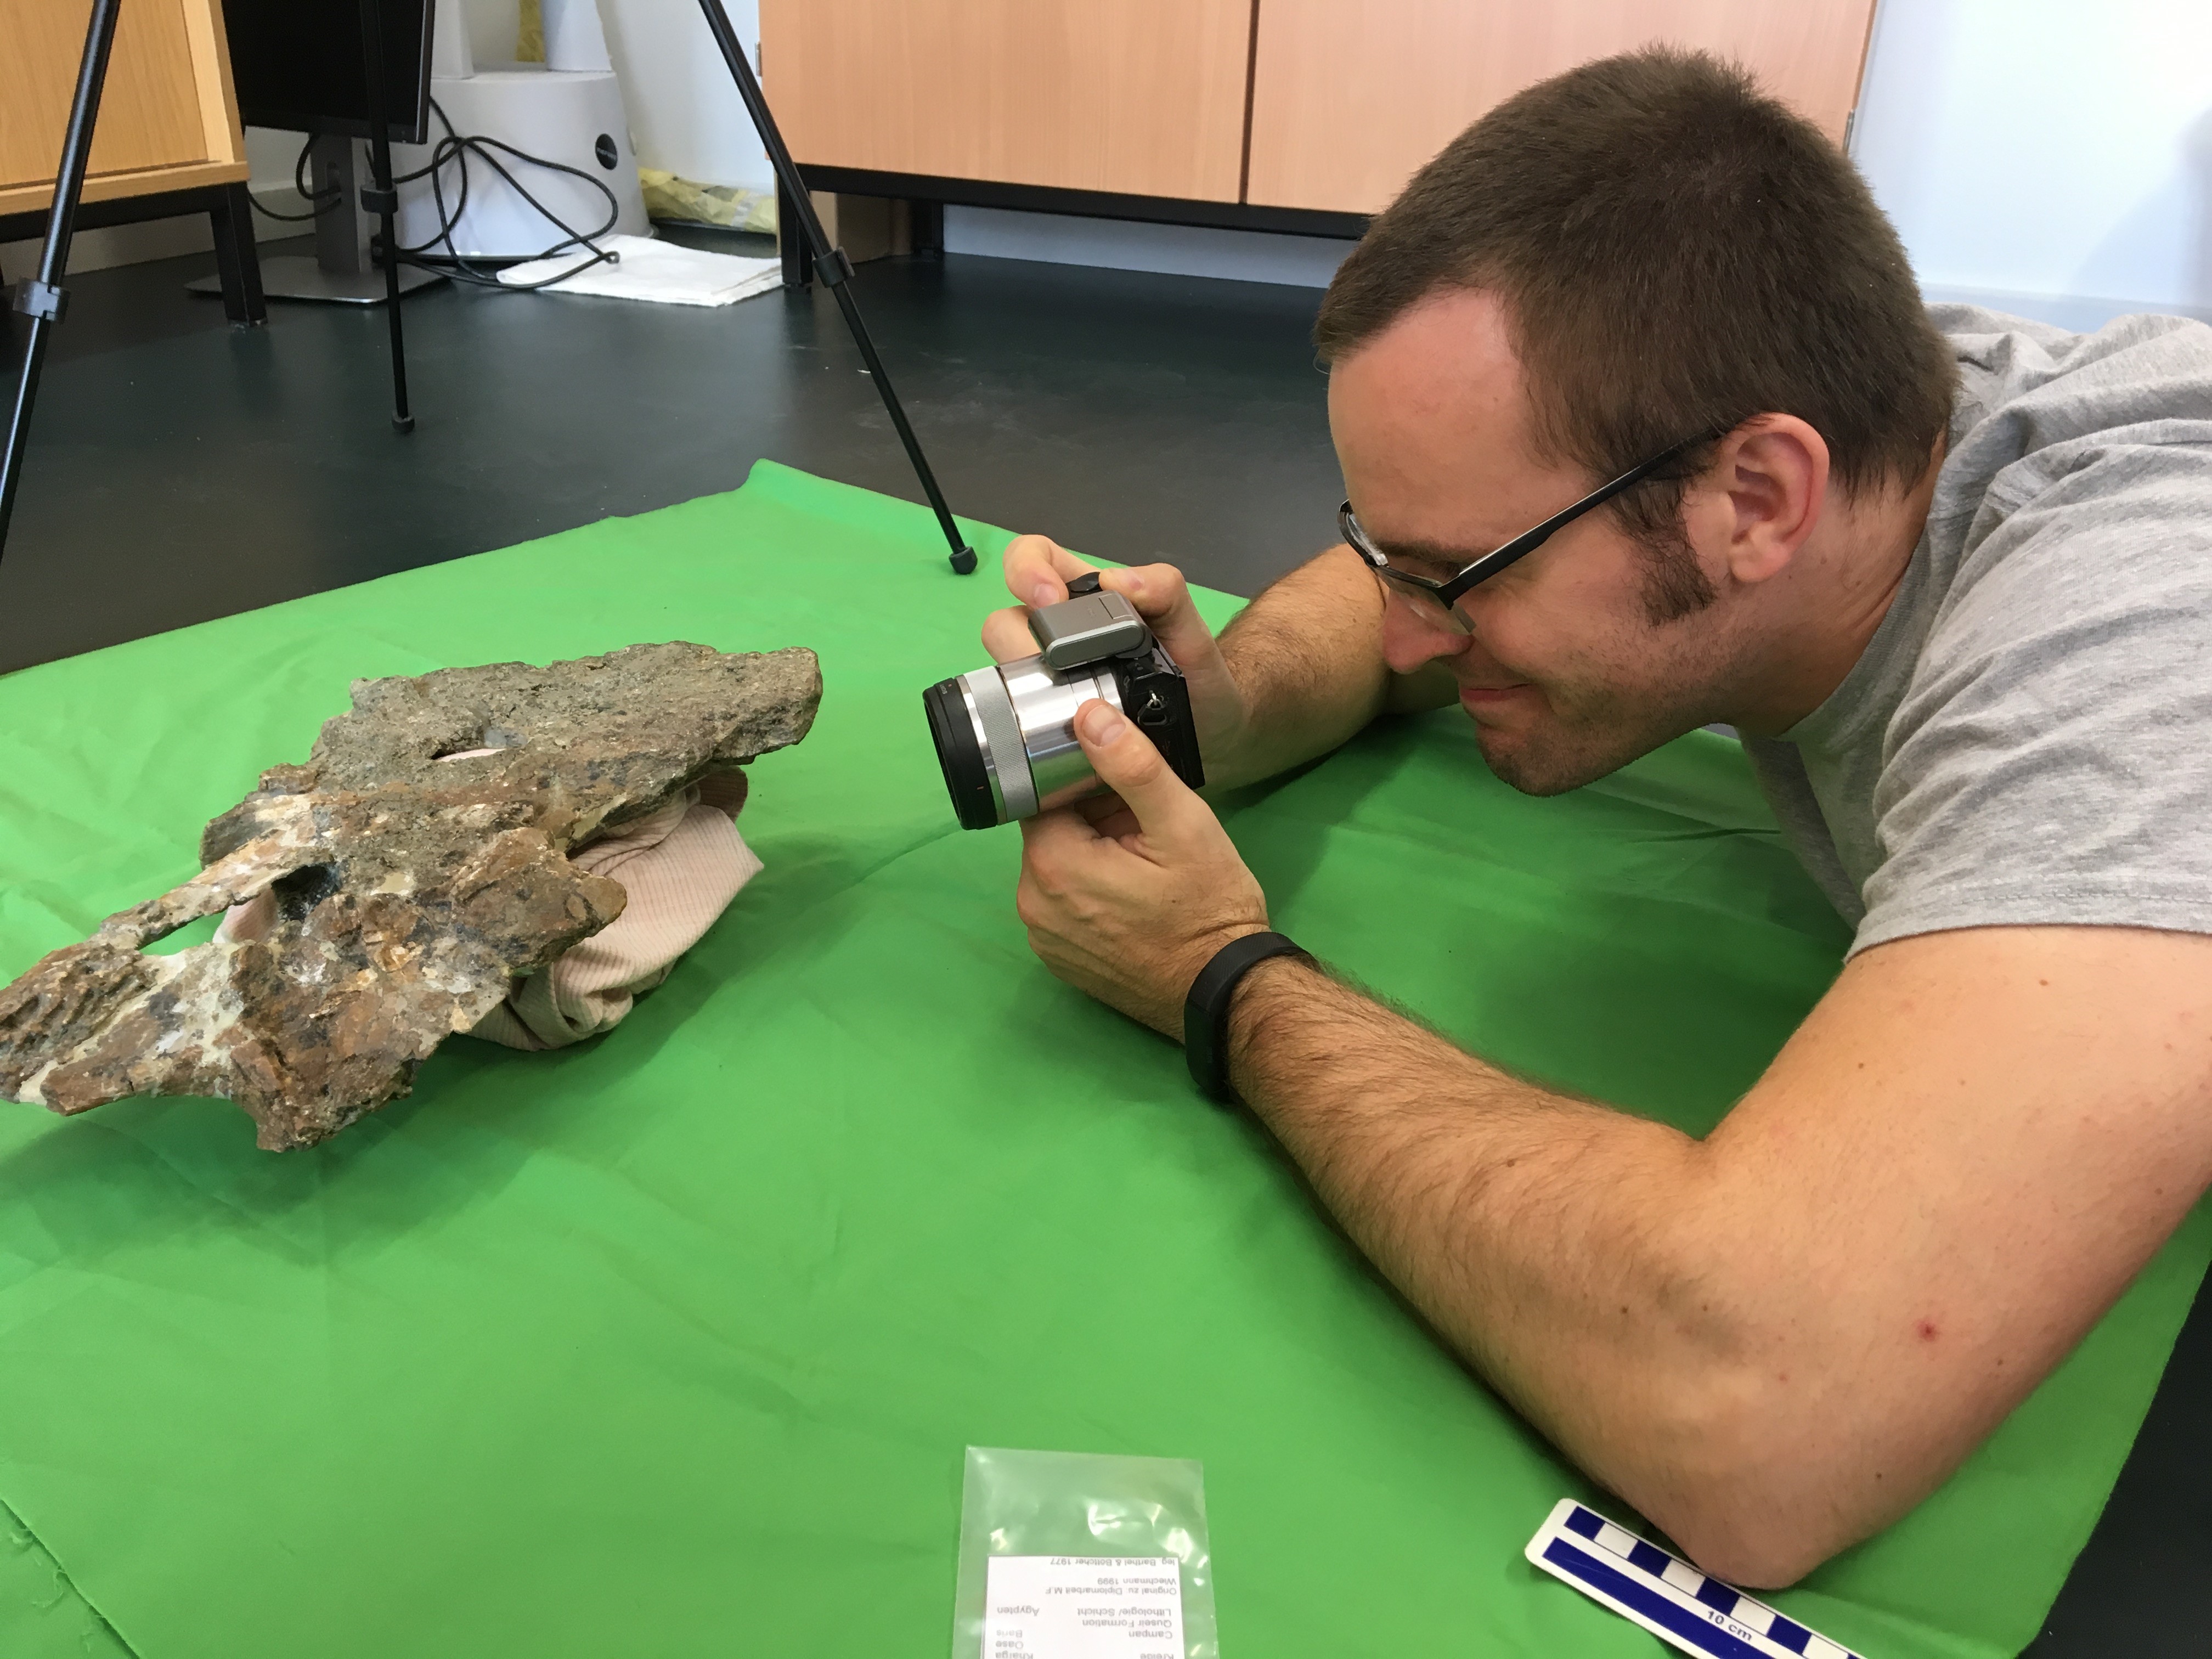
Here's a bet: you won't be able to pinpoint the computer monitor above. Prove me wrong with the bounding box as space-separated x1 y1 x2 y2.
222 0 435 146
182 0 444 304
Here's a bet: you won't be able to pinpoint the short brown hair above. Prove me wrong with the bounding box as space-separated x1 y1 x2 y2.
1316 49 1954 574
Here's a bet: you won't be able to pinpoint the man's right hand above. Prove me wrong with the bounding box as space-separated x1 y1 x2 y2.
982 534 1252 783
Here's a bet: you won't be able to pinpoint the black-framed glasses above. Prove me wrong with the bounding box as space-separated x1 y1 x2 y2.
1340 430 1717 632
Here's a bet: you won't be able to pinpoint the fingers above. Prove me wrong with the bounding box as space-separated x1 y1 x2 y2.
1000 538 1218 670
1076 792 1141 840
1001 533 1096 610
1091 565 1246 767
1017 797 1105 861
981 606 1036 665
1094 563 1218 673
991 541 1245 776
1070 699 1216 852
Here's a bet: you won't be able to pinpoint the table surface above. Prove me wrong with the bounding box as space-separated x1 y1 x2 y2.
0 463 2202 1658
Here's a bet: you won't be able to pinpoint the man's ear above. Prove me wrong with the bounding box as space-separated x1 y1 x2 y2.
1703 416 1829 586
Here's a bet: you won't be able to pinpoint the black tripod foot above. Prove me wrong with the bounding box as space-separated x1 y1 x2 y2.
949 545 978 575
392 414 416 434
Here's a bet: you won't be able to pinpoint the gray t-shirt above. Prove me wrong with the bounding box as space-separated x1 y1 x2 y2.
1741 303 2212 954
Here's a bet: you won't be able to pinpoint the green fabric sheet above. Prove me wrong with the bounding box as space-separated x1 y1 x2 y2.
0 461 2201 1658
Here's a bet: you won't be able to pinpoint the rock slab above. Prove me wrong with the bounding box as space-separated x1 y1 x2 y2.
0 642 821 1150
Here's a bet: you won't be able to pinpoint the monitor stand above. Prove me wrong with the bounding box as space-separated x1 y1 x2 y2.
189 136 444 306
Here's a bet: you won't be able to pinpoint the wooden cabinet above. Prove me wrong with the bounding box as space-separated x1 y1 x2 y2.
761 0 1256 204
760 0 1880 225
1245 0 1879 214
0 0 250 217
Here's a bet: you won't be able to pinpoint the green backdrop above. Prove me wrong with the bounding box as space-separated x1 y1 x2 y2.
0 462 2200 1658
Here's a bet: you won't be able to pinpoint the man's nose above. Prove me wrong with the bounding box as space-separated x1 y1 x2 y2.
1379 595 1471 675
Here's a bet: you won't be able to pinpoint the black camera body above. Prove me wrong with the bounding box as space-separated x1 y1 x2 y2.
924 573 1204 830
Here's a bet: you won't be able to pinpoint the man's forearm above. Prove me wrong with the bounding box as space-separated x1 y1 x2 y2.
1209 545 1453 790
1023 628 2212 1587
1224 956 1846 1584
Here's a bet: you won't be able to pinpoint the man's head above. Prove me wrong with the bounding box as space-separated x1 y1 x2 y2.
1316 49 1955 793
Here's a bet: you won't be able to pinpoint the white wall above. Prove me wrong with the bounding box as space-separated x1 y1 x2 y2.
245 126 305 196
1853 0 2212 321
596 0 772 188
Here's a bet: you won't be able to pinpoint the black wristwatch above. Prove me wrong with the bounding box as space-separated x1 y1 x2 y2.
1183 931 1313 1105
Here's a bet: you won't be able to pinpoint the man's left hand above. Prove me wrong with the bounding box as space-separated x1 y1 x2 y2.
1017 700 1270 1035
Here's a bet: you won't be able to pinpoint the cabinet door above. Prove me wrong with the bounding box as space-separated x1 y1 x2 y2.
0 0 247 215
1246 0 1877 214
761 0 1256 204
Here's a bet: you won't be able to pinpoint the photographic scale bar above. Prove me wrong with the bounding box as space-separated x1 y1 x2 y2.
1526 1500 1864 1659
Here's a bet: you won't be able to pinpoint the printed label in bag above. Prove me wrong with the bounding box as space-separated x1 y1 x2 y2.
982 1554 1186 1658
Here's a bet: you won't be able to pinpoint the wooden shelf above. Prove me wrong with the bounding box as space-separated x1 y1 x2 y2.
761 0 1880 227
1246 0 1879 215
761 0 1255 204
0 0 249 220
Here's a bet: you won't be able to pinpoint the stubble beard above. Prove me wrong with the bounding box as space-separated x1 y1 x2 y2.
1468 517 1726 795
1471 614 1726 797
1470 697 1679 796
1501 527 1728 791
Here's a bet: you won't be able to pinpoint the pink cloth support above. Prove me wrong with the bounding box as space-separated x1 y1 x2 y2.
213 770 763 1051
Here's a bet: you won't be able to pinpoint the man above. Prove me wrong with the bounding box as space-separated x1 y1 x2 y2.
980 50 2212 1587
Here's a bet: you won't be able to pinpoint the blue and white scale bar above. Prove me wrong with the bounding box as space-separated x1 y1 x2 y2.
1525 1500 1863 1659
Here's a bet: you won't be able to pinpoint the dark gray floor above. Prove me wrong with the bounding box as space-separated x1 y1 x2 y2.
1 231 2203 1654
2029 1272 2211 1655
0 228 1341 674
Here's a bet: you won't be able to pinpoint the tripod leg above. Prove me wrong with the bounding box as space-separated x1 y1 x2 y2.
358 0 415 434
695 0 977 574
1 0 125 565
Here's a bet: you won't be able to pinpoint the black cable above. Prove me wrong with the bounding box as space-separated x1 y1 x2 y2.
390 97 622 292
417 138 617 286
246 134 342 223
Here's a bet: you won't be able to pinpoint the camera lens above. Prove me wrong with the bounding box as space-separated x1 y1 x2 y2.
923 658 1089 829
923 677 999 830
924 636 1198 830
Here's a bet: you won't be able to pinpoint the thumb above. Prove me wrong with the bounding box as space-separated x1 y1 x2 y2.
1073 699 1211 850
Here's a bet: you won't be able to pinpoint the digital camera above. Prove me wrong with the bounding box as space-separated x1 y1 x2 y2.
923 573 1204 829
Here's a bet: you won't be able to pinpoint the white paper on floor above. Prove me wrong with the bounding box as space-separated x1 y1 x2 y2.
495 234 782 307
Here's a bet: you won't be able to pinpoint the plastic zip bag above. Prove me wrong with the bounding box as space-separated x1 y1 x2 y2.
952 1446 1220 1658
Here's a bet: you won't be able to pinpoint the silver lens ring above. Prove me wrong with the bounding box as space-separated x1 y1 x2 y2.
1000 656 1124 814
957 667 1037 822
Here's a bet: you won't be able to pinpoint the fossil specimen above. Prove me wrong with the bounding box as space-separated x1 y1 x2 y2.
0 642 820 1150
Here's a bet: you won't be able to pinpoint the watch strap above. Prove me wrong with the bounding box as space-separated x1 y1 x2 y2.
1183 930 1311 1105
